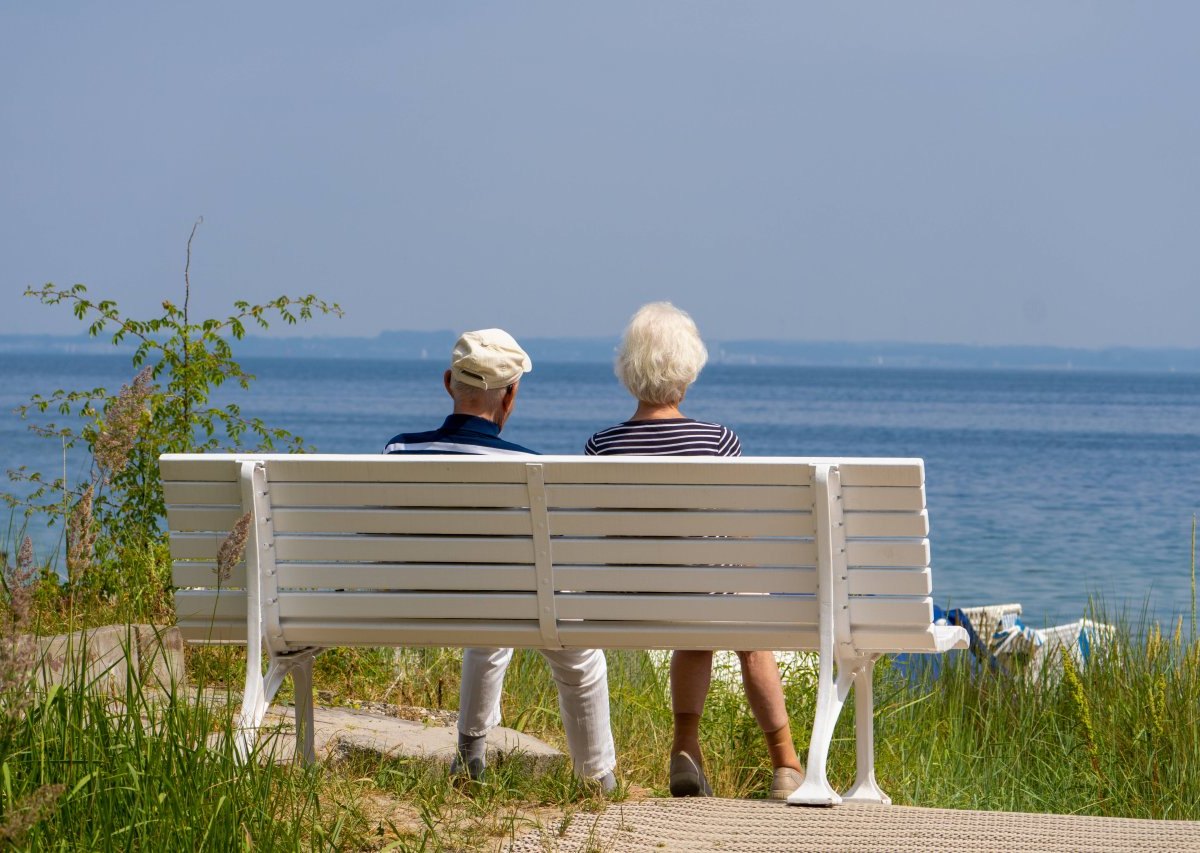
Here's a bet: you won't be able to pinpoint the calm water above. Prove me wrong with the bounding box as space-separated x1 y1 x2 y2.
3 352 1199 627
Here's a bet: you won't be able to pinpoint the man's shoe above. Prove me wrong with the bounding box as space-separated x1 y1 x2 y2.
769 766 805 801
450 732 487 781
450 753 486 781
668 751 712 797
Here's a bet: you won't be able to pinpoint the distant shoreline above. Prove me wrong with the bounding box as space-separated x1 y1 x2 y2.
3 331 1199 373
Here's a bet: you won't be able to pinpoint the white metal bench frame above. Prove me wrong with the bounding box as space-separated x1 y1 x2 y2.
162 453 967 806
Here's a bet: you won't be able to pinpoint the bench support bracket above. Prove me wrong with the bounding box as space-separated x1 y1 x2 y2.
788 465 891 807
232 460 323 764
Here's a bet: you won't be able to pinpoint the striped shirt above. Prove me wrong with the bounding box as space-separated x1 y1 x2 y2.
584 418 742 457
384 414 537 456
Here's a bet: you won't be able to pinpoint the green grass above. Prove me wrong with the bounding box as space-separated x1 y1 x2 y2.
2 537 1198 849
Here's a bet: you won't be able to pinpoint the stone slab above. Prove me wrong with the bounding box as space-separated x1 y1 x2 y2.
256 704 565 773
131 623 185 690
36 624 134 695
31 623 185 696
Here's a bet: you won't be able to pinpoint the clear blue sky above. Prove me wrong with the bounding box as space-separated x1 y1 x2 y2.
2 3 1197 348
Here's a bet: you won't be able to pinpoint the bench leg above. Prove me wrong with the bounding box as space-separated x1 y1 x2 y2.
842 656 891 805
291 653 317 765
234 648 320 763
235 656 284 761
788 652 857 806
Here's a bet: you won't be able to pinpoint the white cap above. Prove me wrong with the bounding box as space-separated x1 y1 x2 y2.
449 329 533 390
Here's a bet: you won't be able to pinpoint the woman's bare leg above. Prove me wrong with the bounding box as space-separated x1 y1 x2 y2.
737 650 803 771
670 649 713 760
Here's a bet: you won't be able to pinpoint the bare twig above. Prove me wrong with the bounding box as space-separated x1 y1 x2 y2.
182 216 203 427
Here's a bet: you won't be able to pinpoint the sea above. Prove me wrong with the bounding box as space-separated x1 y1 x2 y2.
2 352 1198 629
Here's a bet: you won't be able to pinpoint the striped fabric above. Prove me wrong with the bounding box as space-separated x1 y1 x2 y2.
584 417 742 457
384 414 537 456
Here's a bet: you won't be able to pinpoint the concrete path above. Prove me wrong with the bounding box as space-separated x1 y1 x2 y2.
256 703 564 772
504 798 1200 853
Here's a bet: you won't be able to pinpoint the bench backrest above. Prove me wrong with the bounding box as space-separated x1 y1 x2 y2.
162 454 936 654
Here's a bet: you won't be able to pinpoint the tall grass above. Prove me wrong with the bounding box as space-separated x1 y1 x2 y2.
872 612 1199 818
1 666 339 848
3 525 1198 851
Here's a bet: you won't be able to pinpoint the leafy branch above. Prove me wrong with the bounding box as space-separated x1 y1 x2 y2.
8 226 343 583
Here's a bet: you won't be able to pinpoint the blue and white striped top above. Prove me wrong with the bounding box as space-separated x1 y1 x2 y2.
584 418 742 457
384 414 537 456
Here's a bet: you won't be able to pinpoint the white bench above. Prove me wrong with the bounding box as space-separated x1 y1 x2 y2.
161 453 966 806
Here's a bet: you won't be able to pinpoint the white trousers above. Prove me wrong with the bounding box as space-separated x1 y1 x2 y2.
458 646 616 780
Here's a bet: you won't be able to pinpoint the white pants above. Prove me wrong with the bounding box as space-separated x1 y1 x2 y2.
458 646 616 780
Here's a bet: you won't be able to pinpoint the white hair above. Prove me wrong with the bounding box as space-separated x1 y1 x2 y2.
449 377 510 407
614 302 708 405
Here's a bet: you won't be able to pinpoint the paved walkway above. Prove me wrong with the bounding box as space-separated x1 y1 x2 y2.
504 798 1200 853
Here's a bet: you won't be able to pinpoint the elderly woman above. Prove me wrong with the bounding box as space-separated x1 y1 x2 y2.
585 302 805 800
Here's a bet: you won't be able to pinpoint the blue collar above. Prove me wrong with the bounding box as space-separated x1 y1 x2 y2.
439 413 502 437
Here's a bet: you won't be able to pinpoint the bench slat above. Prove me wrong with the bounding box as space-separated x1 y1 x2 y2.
542 460 814 486
167 506 243 533
279 563 536 591
176 618 950 652
269 482 531 508
248 457 534 484
554 565 816 594
548 510 814 538
845 540 930 568
174 589 245 621
161 453 923 480
274 535 536 564
152 506 781 538
847 567 931 596
556 593 815 623
159 457 240 482
850 598 933 627
558 622 822 650
173 561 245 588
173 565 930 598
163 480 241 505
279 591 536 620
170 532 229 560
278 620 548 648
273 508 533 536
177 621 246 643
844 510 928 538
835 463 923 488
842 486 925 512
546 484 812 511
853 625 958 653
551 538 816 566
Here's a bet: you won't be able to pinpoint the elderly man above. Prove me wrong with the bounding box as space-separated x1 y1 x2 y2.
384 329 617 791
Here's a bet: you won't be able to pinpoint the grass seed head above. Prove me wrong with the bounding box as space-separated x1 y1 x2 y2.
0 537 38 715
66 483 96 579
0 783 67 845
216 511 253 583
6 535 36 632
94 366 155 480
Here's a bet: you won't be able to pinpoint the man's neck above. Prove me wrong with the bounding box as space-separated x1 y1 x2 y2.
451 406 503 427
